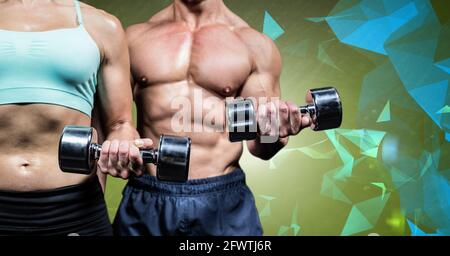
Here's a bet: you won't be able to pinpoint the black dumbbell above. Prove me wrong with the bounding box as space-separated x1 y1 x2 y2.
226 87 343 142
58 126 191 182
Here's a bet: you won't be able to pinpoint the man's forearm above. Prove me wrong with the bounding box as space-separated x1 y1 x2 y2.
247 137 289 160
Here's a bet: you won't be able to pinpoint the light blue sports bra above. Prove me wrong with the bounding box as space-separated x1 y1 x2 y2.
0 0 100 117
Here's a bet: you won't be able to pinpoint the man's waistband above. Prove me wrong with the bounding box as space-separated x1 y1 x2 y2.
128 168 247 196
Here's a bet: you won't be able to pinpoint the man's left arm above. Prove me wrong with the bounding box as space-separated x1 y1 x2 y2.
239 30 310 160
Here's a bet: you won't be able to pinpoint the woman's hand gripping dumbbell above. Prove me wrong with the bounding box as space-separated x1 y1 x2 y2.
58 126 191 182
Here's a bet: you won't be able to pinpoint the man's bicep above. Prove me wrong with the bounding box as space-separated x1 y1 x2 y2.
239 32 282 100
239 71 281 100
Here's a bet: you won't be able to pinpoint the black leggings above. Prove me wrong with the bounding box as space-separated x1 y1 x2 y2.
0 177 112 236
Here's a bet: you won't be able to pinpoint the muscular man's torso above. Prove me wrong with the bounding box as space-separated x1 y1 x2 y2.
0 0 108 191
129 6 260 179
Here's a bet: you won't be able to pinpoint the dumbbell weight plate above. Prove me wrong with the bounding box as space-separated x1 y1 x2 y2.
58 126 97 174
309 87 343 131
157 135 191 182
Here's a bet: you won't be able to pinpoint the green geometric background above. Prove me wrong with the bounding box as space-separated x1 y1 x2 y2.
83 0 450 236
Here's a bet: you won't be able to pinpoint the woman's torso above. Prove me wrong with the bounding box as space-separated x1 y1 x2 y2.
0 0 101 191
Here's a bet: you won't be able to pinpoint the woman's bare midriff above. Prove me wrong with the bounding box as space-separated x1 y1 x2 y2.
0 104 93 191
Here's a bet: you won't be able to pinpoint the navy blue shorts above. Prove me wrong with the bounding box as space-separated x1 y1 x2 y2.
113 169 263 236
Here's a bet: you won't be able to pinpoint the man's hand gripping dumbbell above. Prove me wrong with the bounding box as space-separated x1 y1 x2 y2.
226 87 343 143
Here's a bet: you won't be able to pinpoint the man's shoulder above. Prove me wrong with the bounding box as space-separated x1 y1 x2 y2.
233 26 282 74
222 9 275 49
126 5 175 41
235 27 276 51
125 20 175 44
126 21 164 35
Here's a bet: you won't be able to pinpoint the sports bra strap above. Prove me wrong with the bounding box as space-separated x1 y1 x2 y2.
73 0 84 25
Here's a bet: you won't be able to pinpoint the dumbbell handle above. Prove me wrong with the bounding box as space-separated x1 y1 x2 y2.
299 104 316 117
90 143 159 164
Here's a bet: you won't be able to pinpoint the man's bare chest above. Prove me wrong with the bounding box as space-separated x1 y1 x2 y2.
131 26 253 97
